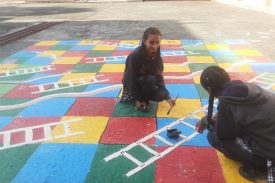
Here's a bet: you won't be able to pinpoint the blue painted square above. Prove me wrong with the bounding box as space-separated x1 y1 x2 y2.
156 118 209 147
0 117 13 130
24 73 63 85
248 63 275 73
105 56 126 64
83 84 121 98
58 40 80 45
12 143 98 183
19 98 76 117
181 40 203 45
209 50 236 57
10 51 40 58
224 40 246 44
70 45 94 50
23 57 53 65
166 84 200 99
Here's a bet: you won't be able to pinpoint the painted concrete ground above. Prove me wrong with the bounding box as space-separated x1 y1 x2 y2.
0 40 275 183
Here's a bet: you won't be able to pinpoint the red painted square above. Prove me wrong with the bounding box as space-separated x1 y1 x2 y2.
161 45 183 50
155 146 226 183
0 117 61 145
61 50 89 57
164 72 194 84
45 64 75 73
112 50 132 56
163 56 187 63
100 117 156 145
25 45 52 51
96 73 123 84
241 56 272 63
3 84 45 98
229 72 257 82
66 98 116 116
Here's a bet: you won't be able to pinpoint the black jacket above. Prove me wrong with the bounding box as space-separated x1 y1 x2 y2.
122 45 169 101
216 80 275 159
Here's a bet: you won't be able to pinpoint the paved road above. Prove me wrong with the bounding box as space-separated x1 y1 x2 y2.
0 1 275 60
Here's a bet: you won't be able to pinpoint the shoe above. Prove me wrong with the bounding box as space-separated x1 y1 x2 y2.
167 129 181 138
239 166 267 181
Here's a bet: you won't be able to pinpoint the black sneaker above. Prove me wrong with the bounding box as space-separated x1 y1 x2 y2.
239 166 267 181
167 129 181 138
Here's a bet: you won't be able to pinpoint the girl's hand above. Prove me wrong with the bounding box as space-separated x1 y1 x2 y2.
166 98 176 107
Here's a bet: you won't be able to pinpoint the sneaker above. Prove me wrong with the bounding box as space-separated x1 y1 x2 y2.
239 166 267 181
167 129 181 138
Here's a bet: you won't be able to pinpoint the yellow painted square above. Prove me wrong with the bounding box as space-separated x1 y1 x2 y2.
157 98 202 118
58 73 96 84
0 64 18 73
52 57 82 64
218 63 254 72
217 151 252 183
35 41 60 46
38 50 66 57
164 63 190 72
193 74 201 84
234 49 263 56
92 45 116 51
161 40 181 45
47 116 109 144
99 64 125 73
78 40 100 46
120 40 140 45
205 44 229 50
186 56 215 63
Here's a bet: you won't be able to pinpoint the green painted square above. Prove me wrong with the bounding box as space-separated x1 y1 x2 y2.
183 44 208 51
196 84 209 99
87 51 113 57
0 144 39 183
0 98 30 116
188 63 217 72
48 45 73 50
190 50 210 56
85 144 155 183
214 56 241 63
127 145 156 163
42 84 88 96
72 64 103 73
0 84 17 97
0 73 34 81
112 101 157 117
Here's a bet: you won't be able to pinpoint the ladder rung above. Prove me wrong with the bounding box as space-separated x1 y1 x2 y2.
138 143 159 156
121 152 143 166
154 135 174 146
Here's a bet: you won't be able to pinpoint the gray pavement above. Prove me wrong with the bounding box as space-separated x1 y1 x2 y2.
0 1 275 60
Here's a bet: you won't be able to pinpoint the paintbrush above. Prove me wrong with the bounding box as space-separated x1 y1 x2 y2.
167 94 179 115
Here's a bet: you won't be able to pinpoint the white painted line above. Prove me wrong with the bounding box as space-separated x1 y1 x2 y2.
138 143 159 156
154 134 174 146
0 84 122 110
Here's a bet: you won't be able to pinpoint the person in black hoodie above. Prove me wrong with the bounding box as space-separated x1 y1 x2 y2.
121 27 176 112
195 66 275 182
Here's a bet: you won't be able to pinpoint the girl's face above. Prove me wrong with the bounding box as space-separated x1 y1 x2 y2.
144 34 161 58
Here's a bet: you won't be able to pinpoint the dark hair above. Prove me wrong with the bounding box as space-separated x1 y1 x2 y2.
142 27 162 42
200 66 230 123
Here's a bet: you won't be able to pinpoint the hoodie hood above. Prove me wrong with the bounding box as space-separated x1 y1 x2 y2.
219 80 268 105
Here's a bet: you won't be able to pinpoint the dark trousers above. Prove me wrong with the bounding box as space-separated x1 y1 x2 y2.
207 130 267 170
138 75 166 102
